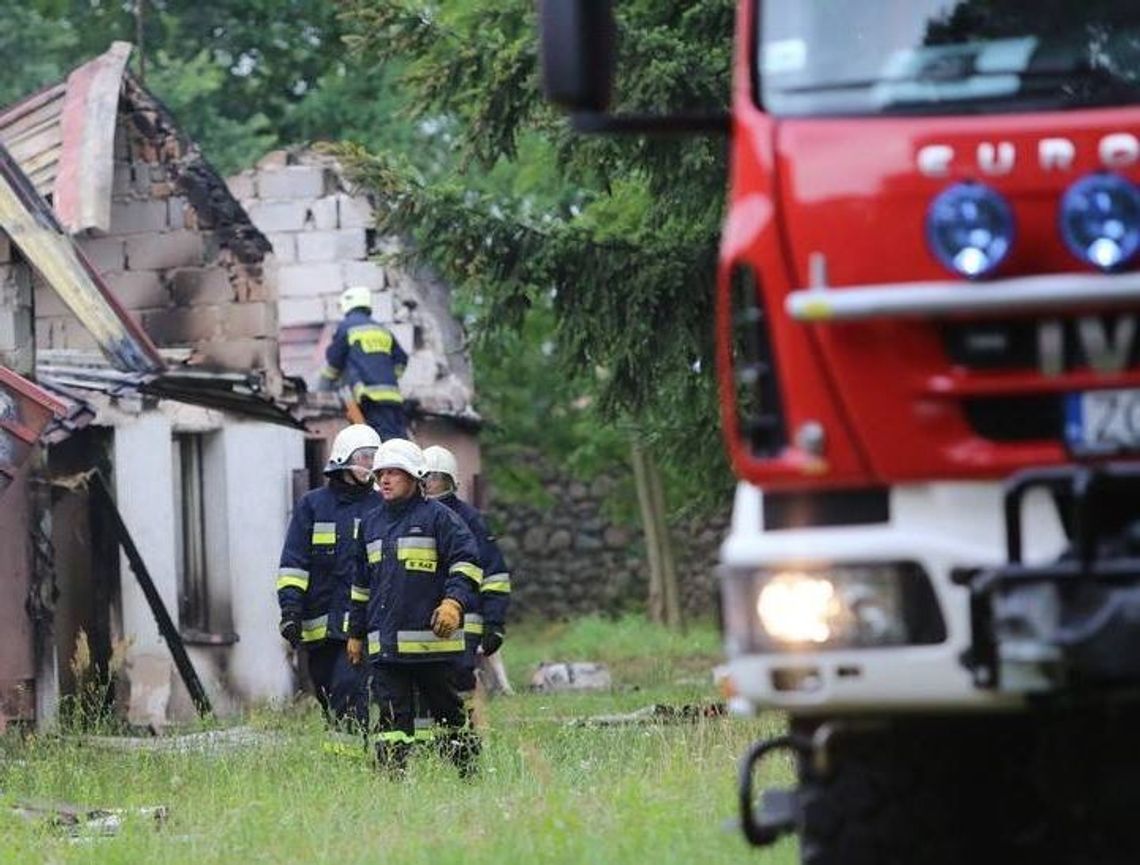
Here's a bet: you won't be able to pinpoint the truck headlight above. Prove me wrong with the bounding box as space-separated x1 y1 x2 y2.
722 562 946 653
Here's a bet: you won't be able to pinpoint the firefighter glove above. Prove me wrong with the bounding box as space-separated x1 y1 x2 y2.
346 637 365 666
279 616 302 649
481 628 505 657
431 598 463 638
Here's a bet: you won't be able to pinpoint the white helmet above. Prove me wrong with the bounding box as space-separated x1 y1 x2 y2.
324 424 382 475
339 285 372 315
372 438 425 478
422 445 459 484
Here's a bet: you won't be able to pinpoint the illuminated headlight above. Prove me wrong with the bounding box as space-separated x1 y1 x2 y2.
721 562 945 653
925 182 1015 279
1059 173 1140 272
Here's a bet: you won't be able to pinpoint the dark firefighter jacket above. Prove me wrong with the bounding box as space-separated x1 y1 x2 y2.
319 308 408 405
436 492 511 638
276 480 382 644
348 491 482 663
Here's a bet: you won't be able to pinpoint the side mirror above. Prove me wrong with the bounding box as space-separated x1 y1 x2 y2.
538 0 616 113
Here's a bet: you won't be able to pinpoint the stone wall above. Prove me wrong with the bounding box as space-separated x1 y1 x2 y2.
488 450 729 622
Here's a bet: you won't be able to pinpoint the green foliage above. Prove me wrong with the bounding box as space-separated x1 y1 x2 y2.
336 0 736 514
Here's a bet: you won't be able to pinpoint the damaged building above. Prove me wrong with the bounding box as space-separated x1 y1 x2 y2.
0 43 484 731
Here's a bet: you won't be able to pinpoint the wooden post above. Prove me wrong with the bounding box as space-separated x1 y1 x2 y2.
631 442 681 629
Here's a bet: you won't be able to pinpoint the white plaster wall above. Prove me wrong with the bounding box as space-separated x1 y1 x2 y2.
113 411 178 727
221 420 305 704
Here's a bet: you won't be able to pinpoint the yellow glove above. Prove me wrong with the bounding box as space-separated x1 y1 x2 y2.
430 598 462 638
346 637 365 666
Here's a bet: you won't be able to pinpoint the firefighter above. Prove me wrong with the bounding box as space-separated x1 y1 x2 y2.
276 424 381 730
318 285 410 441
346 438 483 777
421 445 511 708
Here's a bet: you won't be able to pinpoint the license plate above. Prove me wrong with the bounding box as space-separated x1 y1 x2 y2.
1065 388 1140 455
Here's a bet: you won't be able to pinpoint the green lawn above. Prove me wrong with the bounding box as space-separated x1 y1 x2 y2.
0 616 798 865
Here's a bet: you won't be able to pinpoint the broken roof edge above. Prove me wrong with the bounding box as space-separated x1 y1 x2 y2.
0 141 164 375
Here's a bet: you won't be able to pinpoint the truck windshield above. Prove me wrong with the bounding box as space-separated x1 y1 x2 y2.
759 1 1140 117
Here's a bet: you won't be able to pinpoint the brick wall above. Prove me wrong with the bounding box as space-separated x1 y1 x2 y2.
229 151 473 416
36 107 278 376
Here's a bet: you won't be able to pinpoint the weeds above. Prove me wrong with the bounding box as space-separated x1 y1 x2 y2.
58 630 131 735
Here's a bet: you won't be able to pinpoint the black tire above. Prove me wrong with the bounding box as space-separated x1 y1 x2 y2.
793 708 1140 865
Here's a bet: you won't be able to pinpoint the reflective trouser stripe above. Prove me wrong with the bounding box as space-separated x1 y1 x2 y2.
375 730 416 745
276 568 309 591
302 615 328 642
450 562 483 586
482 573 510 593
353 383 402 403
319 365 340 380
464 613 484 635
351 585 370 602
368 630 381 655
413 717 435 741
396 629 465 654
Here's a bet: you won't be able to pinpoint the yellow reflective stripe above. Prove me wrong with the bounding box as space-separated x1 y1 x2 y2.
319 365 341 380
351 585 370 602
352 383 402 403
404 559 438 573
353 518 360 539
450 562 483 586
482 573 511 594
464 613 484 636
413 717 435 741
276 568 309 591
366 539 383 564
368 630 381 655
396 629 465 654
347 325 394 354
302 615 329 642
375 730 415 744
342 612 350 634
311 522 336 545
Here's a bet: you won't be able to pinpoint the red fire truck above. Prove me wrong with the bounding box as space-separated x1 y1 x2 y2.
542 1 1140 862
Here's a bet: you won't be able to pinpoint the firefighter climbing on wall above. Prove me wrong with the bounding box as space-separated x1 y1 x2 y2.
346 438 484 777
421 445 512 715
319 285 410 441
275 423 381 730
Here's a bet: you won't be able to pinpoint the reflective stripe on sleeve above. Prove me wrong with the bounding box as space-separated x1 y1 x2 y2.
351 585 371 602
366 539 383 564
311 522 337 545
464 613 484 635
396 629 466 654
276 567 309 591
482 572 511 594
301 614 329 642
368 630 381 655
450 562 483 586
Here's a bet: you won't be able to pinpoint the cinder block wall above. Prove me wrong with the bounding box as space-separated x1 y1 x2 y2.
37 111 279 376
229 151 473 417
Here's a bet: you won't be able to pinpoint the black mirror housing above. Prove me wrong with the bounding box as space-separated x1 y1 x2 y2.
538 0 616 113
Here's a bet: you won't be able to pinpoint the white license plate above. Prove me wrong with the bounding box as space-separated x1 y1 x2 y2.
1065 388 1140 454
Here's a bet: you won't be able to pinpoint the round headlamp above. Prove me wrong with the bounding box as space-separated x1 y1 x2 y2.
1059 173 1140 272
925 182 1015 279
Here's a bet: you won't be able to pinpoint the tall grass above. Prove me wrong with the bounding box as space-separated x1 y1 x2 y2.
0 616 795 865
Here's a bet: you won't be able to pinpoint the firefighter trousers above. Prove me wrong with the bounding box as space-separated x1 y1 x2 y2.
361 399 408 442
307 640 367 730
369 661 479 777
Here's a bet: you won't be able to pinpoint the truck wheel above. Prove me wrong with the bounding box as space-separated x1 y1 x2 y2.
793 711 1140 865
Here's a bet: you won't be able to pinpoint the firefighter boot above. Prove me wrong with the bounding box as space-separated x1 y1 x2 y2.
442 729 481 779
374 736 413 780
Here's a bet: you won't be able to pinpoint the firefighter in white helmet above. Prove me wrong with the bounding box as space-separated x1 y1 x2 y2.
346 438 484 777
275 424 382 729
318 285 410 441
421 445 512 706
